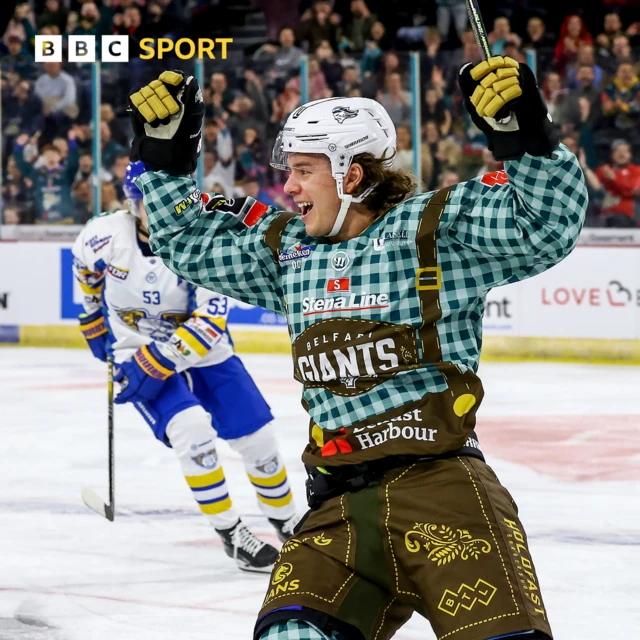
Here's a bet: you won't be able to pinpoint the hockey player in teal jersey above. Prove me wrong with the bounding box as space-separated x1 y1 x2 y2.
128 64 587 640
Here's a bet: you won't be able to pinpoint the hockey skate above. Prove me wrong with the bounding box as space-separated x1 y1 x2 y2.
216 520 278 573
268 514 300 544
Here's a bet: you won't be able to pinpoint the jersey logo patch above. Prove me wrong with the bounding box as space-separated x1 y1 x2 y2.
480 170 508 187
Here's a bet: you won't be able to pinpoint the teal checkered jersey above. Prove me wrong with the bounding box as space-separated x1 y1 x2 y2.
140 145 587 466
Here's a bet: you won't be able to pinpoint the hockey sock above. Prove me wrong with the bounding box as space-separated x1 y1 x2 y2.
227 424 296 520
167 406 239 529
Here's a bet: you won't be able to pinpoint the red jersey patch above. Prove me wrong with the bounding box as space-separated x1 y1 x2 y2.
326 278 350 293
480 170 509 187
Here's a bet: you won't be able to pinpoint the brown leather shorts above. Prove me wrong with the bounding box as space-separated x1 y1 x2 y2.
257 457 552 640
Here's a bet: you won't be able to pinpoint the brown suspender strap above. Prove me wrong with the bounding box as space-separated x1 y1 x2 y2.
263 212 297 265
415 186 452 363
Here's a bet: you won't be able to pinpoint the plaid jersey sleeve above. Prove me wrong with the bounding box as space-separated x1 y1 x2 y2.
139 171 285 315
441 144 588 288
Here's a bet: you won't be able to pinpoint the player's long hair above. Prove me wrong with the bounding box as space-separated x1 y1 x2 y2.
352 151 416 217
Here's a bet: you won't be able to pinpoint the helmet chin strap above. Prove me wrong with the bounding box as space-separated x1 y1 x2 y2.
326 175 377 238
327 195 352 238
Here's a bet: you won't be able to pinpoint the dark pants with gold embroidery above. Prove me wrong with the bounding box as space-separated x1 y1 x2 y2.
256 457 552 640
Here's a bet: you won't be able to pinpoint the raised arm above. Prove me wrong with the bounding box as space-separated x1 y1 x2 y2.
141 173 290 315
441 144 587 288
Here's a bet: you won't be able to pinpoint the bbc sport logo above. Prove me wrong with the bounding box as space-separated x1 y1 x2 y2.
35 36 233 63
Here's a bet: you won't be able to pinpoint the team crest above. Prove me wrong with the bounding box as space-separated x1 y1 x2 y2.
256 456 279 475
192 448 218 469
332 106 359 124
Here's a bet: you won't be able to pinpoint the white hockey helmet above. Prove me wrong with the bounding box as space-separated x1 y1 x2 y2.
271 97 397 237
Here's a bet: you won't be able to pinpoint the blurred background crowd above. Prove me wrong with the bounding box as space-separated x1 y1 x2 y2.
1 0 639 227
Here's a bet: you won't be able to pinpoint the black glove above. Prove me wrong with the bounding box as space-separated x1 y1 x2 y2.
458 56 559 161
129 70 205 175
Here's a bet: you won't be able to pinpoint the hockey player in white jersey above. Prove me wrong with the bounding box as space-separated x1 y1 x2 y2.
72 160 298 572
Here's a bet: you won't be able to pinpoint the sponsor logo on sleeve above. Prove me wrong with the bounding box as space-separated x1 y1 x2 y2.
174 188 202 214
107 264 129 281
85 234 112 252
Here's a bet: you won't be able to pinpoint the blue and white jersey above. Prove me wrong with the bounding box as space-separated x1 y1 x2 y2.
72 210 234 369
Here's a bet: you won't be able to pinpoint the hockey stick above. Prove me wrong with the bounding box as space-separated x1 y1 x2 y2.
465 0 491 60
81 357 115 521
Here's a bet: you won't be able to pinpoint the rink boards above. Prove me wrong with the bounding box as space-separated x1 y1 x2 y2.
1 240 640 363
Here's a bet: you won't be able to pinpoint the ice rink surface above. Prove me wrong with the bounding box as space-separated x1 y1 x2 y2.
1 347 639 639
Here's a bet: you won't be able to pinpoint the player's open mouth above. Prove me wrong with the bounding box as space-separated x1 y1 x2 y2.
298 202 314 218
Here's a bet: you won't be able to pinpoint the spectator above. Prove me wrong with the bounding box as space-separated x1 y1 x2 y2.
209 72 235 115
52 136 68 162
422 86 452 136
360 38 383 81
306 57 331 100
601 35 636 77
101 182 122 213
100 122 127 171
576 145 605 223
34 62 78 140
3 3 30 47
522 17 555 71
37 0 68 33
435 0 468 43
12 127 79 223
559 65 602 129
595 140 640 227
238 176 280 208
336 65 361 96
2 35 34 79
438 169 461 188
541 72 567 124
600 62 640 139
2 154 34 223
70 178 93 223
503 41 526 64
75 151 112 186
2 80 44 157
69 1 114 58
554 15 593 75
368 21 390 51
253 28 303 84
423 119 461 189
228 96 266 149
296 0 340 54
313 41 341 93
377 72 412 124
100 103 128 148
269 81 301 130
110 153 130 200
418 27 449 90
339 0 376 54
488 17 521 57
476 147 503 177
242 69 269 126
392 124 434 190
203 117 234 196
596 12 624 52
236 126 266 181
565 45 604 90
2 206 21 225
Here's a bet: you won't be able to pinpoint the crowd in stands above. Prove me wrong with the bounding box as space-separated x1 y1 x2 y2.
2 0 640 227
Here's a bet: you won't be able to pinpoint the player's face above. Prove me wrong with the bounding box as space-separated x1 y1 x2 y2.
284 153 342 237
